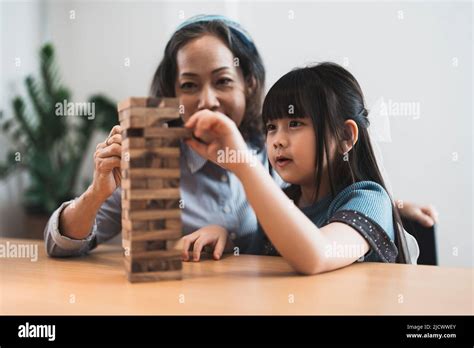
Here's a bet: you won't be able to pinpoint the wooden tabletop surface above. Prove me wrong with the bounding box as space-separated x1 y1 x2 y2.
0 238 472 315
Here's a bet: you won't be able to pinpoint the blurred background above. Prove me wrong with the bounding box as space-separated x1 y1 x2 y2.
0 0 472 267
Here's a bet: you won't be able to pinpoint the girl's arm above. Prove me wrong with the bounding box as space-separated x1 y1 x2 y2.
235 160 369 274
185 111 369 275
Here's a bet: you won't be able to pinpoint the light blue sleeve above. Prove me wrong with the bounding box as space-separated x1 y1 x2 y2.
327 181 395 241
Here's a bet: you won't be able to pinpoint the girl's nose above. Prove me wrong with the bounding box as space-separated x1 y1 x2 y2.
198 85 220 111
273 135 288 149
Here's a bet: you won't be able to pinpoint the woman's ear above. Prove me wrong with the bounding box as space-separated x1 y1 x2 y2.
340 119 359 154
245 76 257 96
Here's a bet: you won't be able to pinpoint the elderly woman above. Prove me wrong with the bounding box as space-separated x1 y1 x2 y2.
44 15 437 261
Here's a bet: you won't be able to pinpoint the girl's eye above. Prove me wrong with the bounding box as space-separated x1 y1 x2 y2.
289 120 303 128
217 78 233 86
266 123 276 132
180 82 197 91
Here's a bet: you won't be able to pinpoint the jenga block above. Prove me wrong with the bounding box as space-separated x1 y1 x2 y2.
123 137 185 149
119 107 180 124
121 177 180 191
122 218 170 231
129 208 181 220
122 199 178 211
122 223 181 237
124 188 180 200
125 257 182 274
123 238 181 257
165 219 182 229
127 270 182 283
117 97 179 112
126 148 180 159
130 229 182 242
143 127 192 139
121 156 179 171
122 166 181 179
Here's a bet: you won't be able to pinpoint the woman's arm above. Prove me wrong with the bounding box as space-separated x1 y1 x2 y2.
58 185 110 240
59 125 122 239
396 200 438 227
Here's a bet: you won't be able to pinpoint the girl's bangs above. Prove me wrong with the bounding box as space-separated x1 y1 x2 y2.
262 69 310 124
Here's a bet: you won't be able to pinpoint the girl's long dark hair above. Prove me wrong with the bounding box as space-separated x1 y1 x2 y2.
150 19 266 150
262 62 410 263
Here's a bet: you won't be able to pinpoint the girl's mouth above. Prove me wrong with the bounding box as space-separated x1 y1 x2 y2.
275 157 293 168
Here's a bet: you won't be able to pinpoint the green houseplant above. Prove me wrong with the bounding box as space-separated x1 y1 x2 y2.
0 43 118 237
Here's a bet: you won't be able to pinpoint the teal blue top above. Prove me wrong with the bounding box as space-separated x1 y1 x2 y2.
249 181 399 263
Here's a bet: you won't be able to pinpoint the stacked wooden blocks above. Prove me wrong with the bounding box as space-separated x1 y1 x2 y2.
117 97 191 283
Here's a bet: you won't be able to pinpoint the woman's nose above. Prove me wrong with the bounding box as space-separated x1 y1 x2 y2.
197 86 220 111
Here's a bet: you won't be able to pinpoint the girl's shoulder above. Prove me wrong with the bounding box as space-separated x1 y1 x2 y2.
325 180 398 263
329 180 391 210
327 180 395 241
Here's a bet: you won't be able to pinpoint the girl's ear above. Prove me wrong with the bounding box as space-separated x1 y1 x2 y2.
340 119 359 154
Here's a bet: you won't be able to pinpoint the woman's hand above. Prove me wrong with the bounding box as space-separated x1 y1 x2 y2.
180 225 232 262
398 201 439 227
91 125 122 201
184 110 252 173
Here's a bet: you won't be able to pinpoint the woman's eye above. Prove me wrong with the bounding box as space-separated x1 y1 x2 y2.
180 82 196 90
289 120 303 128
217 78 233 86
266 124 276 132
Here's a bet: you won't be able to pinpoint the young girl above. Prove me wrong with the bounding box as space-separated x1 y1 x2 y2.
184 62 411 274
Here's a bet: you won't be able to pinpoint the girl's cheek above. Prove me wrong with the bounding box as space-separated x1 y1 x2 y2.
265 142 276 168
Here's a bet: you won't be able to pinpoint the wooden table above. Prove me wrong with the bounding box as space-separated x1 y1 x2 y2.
0 238 472 315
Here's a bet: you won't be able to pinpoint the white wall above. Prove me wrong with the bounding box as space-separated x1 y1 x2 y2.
0 0 472 267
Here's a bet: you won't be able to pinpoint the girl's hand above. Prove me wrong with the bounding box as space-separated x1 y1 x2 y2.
180 225 232 262
184 110 251 172
398 201 439 227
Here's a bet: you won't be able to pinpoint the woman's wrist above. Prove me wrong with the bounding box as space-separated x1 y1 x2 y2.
87 183 111 208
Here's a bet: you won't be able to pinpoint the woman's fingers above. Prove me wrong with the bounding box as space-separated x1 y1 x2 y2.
97 143 121 158
112 168 122 187
108 125 122 138
181 233 200 261
96 156 121 172
417 212 435 227
107 133 122 145
421 205 438 224
213 235 227 260
192 234 213 262
96 142 107 151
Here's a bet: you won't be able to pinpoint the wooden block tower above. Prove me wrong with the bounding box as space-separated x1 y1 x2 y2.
117 97 191 283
